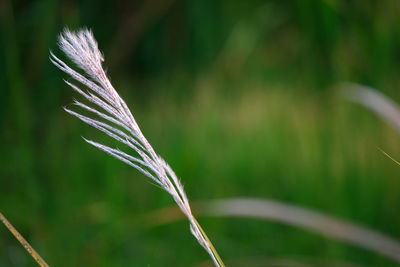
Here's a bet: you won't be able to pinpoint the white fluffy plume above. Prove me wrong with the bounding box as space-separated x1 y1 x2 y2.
51 28 223 266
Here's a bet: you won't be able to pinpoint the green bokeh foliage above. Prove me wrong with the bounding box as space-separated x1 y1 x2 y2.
1 0 400 266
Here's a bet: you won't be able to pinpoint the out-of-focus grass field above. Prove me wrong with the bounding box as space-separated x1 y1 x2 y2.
2 1 400 266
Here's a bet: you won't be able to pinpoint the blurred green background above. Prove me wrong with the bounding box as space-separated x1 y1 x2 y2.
2 0 400 266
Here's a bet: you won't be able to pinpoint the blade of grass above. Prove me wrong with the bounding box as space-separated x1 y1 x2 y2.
142 198 400 264
342 82 400 133
376 146 400 167
52 28 224 266
0 212 49 267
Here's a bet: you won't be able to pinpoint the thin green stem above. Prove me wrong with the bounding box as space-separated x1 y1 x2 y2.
0 212 49 267
376 146 400 166
193 217 225 267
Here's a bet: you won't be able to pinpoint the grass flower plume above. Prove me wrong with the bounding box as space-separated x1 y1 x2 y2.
50 28 224 266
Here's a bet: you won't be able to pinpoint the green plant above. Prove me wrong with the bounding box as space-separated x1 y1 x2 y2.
50 28 224 266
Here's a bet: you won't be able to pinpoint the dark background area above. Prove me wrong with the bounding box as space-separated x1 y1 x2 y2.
1 0 400 266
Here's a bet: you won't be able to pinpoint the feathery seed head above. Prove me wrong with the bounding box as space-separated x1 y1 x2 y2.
51 28 224 266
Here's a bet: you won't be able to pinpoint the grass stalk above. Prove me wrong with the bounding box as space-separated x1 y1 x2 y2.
51 27 224 266
192 217 225 267
0 212 49 267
